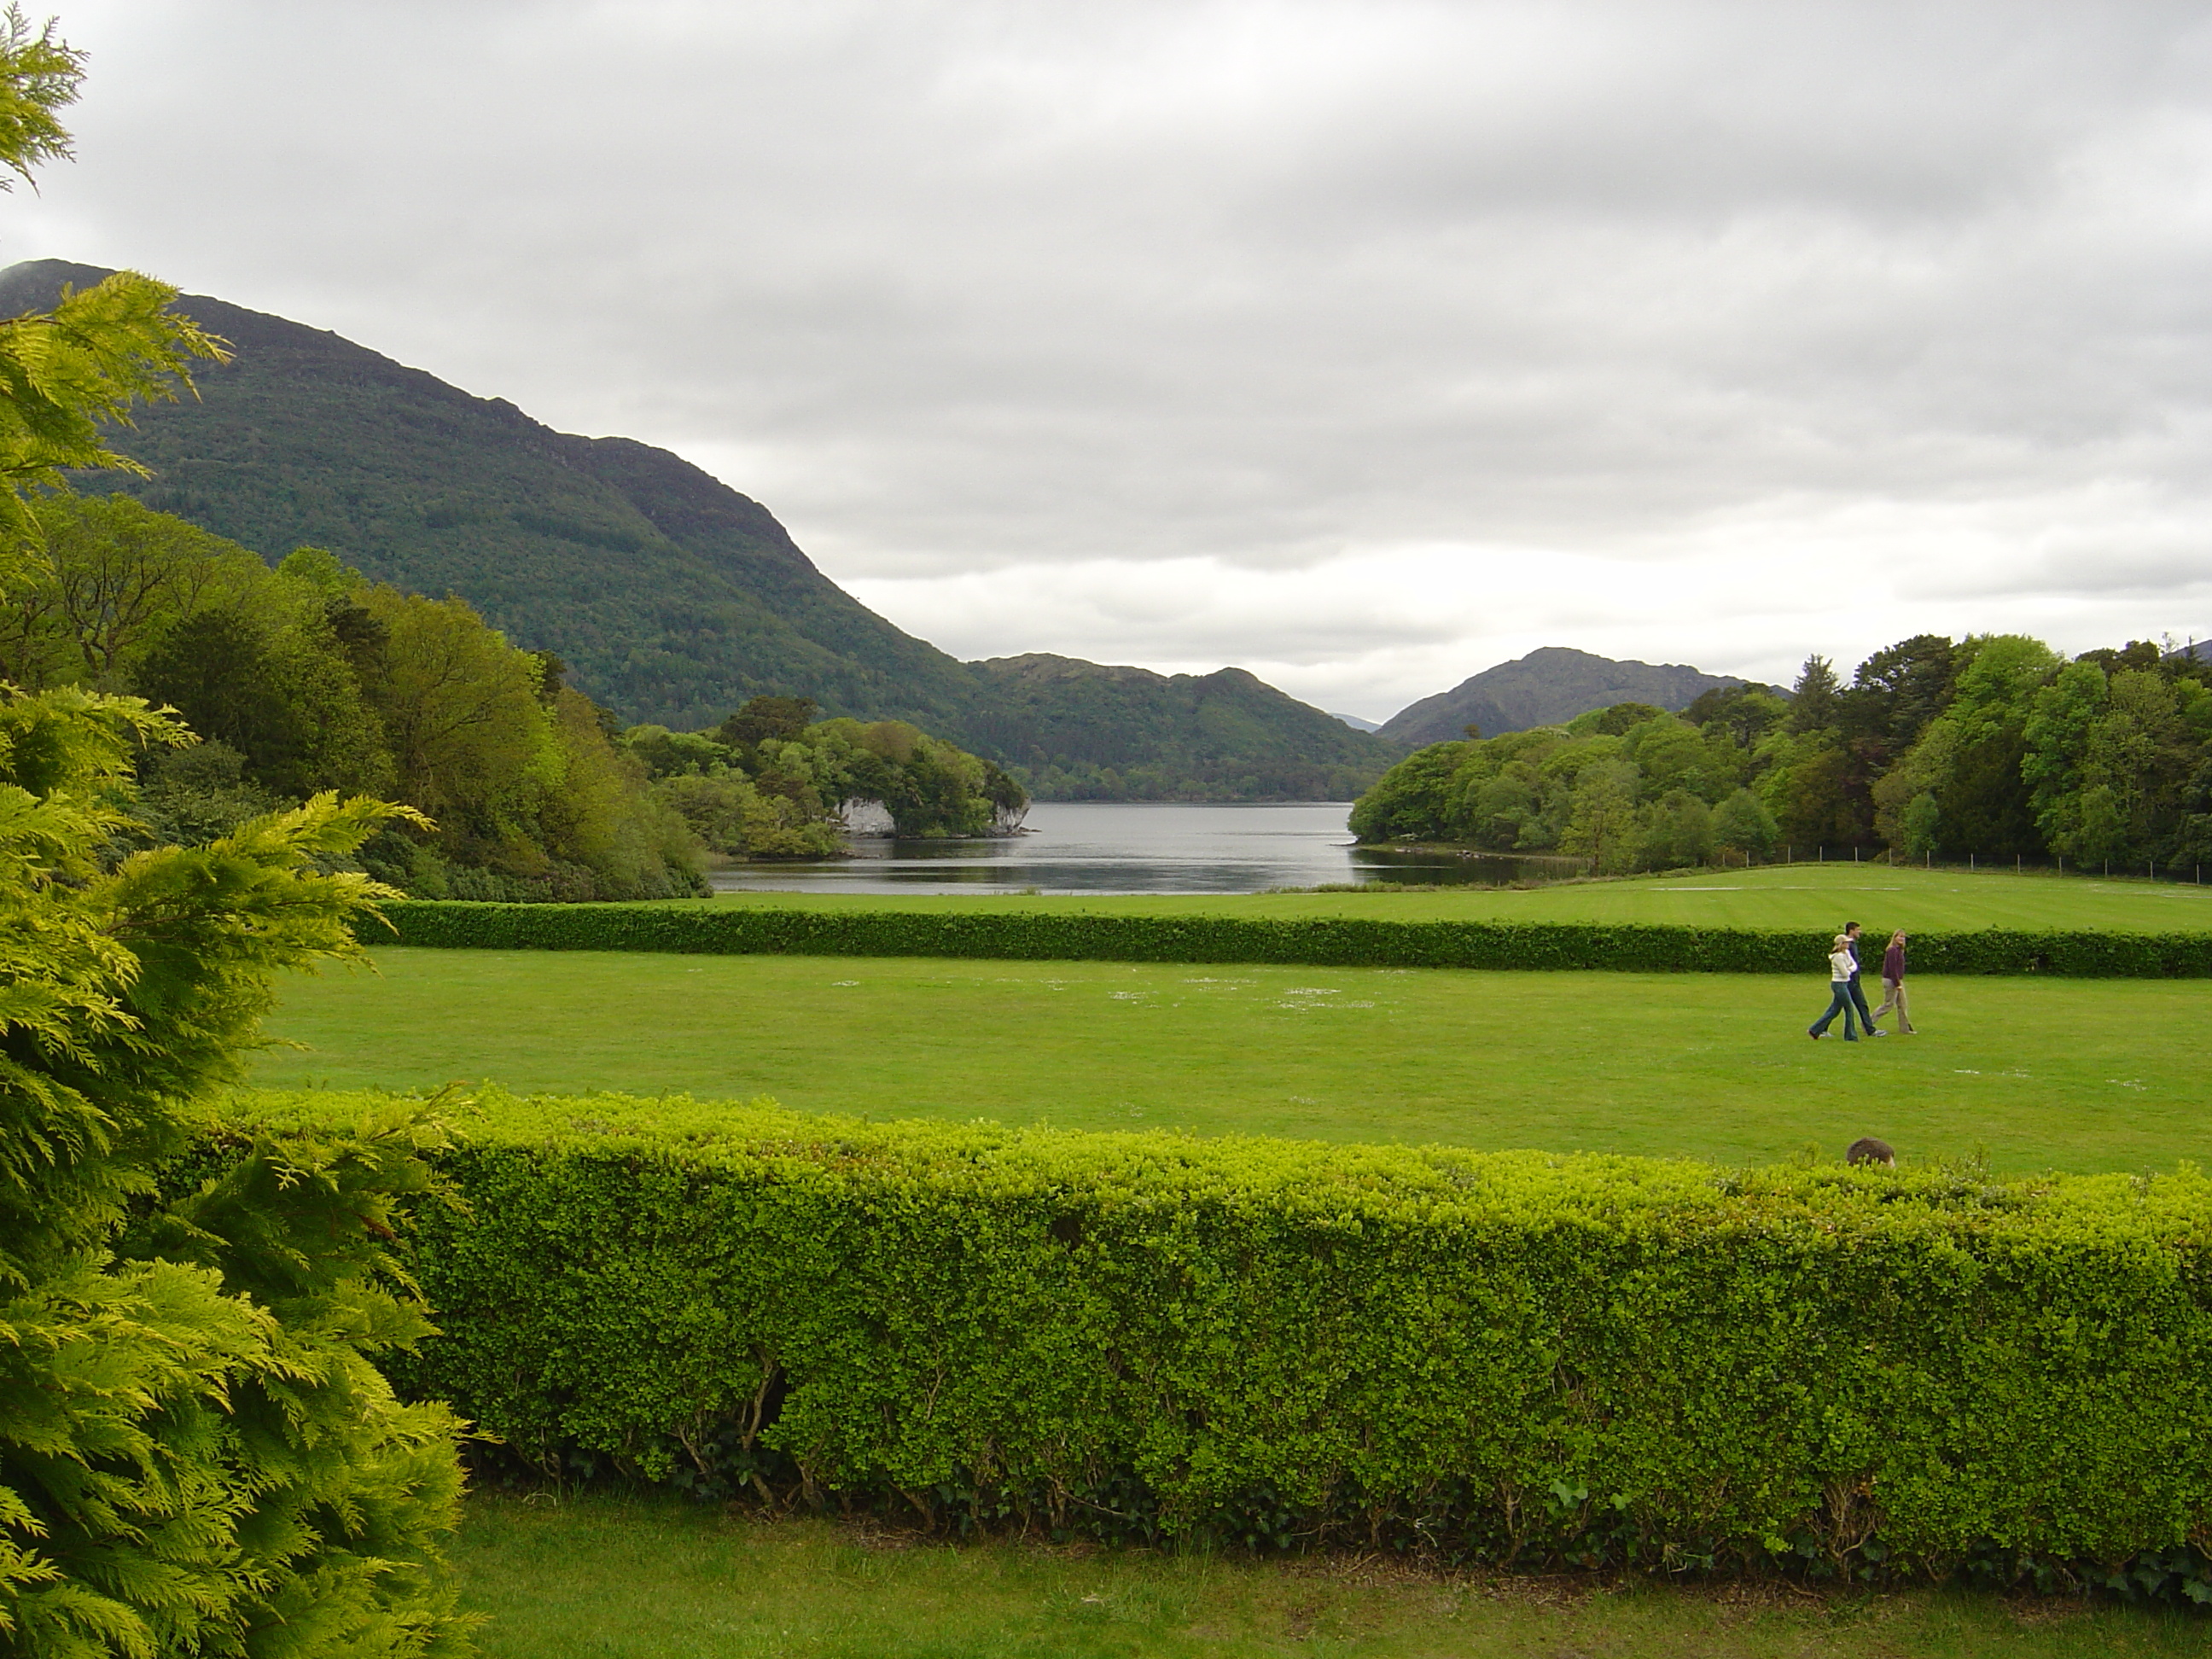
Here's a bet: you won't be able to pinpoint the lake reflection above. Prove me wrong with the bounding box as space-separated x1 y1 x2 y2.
707 801 1584 896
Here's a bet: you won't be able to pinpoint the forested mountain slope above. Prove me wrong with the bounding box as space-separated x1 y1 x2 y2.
1381 646 1744 745
0 259 977 733
965 655 1389 800
0 259 1396 798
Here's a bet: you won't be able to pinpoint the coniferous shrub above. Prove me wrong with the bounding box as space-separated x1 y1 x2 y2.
0 25 474 1651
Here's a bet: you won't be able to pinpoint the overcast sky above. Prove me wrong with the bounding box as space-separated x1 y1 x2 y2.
10 2 2212 719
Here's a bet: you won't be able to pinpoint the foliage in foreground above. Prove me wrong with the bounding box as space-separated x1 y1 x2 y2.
227 1088 2212 1606
0 690 472 1656
365 896 2212 976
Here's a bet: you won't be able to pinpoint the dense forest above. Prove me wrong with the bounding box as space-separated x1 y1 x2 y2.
0 496 1021 895
1351 633 2212 874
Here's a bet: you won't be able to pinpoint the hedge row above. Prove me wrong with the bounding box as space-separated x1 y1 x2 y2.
369 899 2212 976
225 1089 2212 1596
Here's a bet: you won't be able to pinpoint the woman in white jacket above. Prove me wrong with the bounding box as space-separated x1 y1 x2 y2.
1807 934 1861 1041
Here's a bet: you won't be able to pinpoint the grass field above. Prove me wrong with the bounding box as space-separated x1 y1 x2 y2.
452 1494 2203 1659
259 947 2211 1173
689 863 2212 932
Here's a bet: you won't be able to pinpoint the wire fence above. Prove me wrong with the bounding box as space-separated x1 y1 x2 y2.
1726 847 2209 884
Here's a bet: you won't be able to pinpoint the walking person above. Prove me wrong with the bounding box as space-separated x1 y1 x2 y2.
1872 929 1916 1033
1808 934 1860 1040
1843 922 1886 1036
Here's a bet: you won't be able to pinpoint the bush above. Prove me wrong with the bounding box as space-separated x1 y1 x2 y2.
365 899 2212 977
221 1088 2212 1597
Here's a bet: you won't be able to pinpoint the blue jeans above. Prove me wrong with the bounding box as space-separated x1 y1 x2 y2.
1848 974 1878 1030
1810 983 1859 1039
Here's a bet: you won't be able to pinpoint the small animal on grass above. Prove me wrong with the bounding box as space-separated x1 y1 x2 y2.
1846 1137 1896 1167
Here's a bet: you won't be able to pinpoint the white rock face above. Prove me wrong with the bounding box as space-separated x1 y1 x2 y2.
840 797 897 835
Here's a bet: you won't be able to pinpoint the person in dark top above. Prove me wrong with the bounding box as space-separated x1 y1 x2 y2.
1872 928 1915 1033
1843 923 1885 1036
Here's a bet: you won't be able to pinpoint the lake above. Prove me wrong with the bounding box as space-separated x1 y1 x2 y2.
706 801 1583 896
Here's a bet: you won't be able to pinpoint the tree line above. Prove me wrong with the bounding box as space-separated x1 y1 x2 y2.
0 495 1023 896
1350 632 2212 874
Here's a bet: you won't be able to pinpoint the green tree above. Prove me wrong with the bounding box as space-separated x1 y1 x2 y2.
1901 790 1941 859
0 689 471 1656
1930 635 2060 857
1841 633 1955 749
136 598 390 800
1784 654 1840 735
1561 759 1642 874
716 695 818 750
1639 789 1715 870
1347 741 1472 843
1712 786 1778 858
1685 684 1788 748
0 494 249 689
0 32 473 1649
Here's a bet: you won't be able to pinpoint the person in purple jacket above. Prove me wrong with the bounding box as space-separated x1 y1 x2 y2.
1872 928 1916 1033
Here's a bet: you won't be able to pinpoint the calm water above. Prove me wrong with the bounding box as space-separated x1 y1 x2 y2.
707 801 1582 896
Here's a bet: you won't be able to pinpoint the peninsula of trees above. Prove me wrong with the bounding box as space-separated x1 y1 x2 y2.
1352 635 2212 874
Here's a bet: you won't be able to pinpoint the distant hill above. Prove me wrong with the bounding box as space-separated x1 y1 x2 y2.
1378 647 1743 746
1329 711 1382 733
964 655 1389 800
0 259 1395 799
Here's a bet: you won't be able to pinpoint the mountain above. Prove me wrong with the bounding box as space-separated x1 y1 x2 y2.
1329 711 1382 733
964 655 1389 800
0 259 1396 798
1377 647 1743 747
0 259 981 735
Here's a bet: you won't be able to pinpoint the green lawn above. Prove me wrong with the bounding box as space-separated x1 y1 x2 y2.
259 948 2211 1174
690 862 2212 933
452 1493 2203 1659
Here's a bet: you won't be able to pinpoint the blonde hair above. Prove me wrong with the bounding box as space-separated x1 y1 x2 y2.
1832 934 1851 948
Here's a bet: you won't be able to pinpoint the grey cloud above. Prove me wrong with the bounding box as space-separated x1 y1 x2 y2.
13 1 2212 713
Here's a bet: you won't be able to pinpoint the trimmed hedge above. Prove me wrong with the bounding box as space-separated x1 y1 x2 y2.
228 1089 2212 1595
369 899 2212 977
